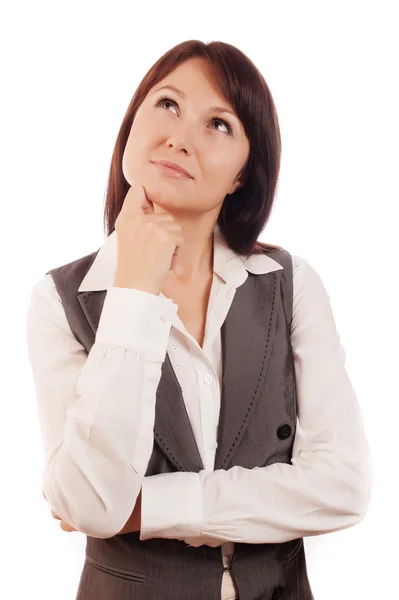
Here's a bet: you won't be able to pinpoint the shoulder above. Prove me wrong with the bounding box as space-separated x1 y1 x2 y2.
256 243 329 299
28 272 61 315
27 272 73 333
291 254 330 303
46 248 99 289
27 245 100 326
289 254 332 338
26 273 77 347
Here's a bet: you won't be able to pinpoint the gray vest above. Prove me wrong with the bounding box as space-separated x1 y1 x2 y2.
47 244 315 600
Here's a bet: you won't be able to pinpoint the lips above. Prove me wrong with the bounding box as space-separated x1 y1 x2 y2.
151 160 193 179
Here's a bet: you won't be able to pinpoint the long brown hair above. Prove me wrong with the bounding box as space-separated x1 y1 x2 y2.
103 40 283 256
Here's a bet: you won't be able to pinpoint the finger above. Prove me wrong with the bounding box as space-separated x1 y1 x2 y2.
42 489 47 500
60 520 77 532
51 510 61 520
124 184 154 216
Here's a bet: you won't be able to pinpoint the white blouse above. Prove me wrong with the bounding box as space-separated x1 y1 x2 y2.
26 225 373 600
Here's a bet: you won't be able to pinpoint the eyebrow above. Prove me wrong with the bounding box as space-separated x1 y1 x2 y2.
153 84 238 120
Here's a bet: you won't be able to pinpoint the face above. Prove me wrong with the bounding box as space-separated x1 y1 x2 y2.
122 57 250 220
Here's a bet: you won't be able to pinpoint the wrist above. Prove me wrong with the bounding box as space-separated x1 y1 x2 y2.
113 273 160 296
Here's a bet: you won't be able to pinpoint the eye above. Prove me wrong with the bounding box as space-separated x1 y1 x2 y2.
155 94 178 115
154 94 234 135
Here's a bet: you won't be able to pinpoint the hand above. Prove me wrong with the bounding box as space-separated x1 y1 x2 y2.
113 183 184 295
42 489 78 532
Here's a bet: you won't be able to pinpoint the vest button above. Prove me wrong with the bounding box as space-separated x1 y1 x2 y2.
272 586 284 599
277 424 292 440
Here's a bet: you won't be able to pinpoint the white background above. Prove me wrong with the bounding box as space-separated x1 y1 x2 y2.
2 1 397 598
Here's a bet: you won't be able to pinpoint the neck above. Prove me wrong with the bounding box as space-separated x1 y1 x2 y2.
169 241 213 283
151 205 218 282
168 229 214 283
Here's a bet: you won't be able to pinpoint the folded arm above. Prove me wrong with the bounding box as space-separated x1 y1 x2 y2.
28 277 177 538
139 257 374 546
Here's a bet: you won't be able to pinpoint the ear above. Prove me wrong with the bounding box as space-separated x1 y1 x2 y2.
229 158 249 195
229 172 246 195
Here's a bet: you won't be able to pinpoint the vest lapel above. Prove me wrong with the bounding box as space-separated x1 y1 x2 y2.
154 355 204 472
214 271 280 471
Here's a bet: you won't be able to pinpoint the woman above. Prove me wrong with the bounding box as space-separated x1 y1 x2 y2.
27 39 372 600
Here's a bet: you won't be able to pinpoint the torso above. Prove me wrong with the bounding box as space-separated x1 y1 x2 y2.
162 271 214 349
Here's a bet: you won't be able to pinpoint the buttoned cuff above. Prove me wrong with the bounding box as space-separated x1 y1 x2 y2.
140 472 203 541
95 286 178 362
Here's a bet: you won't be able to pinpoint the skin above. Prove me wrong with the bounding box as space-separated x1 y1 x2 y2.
44 56 250 535
122 56 250 282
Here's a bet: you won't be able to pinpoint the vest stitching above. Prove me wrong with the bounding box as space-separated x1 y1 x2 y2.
154 431 184 471
222 273 277 468
81 292 96 326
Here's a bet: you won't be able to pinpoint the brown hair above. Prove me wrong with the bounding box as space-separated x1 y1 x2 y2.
103 39 283 256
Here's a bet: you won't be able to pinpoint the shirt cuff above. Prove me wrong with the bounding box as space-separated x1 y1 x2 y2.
140 472 203 541
95 286 178 362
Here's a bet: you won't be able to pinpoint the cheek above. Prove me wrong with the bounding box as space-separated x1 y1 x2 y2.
121 140 137 185
122 122 148 184
204 157 236 193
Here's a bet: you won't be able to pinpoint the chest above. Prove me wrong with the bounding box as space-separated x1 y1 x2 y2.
162 274 214 349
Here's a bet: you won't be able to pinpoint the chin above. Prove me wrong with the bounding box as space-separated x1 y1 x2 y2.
145 185 183 209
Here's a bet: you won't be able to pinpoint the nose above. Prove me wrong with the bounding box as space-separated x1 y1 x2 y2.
166 136 189 154
165 121 194 154
166 140 188 153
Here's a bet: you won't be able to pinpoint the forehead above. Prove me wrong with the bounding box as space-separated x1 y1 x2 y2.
153 58 226 102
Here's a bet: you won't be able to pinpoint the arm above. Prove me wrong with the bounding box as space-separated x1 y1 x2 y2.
116 489 142 535
27 275 177 539
139 256 374 546
43 487 142 535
